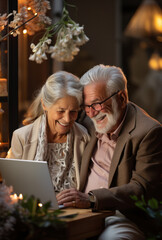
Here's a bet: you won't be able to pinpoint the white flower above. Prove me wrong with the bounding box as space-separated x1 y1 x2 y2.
6 10 24 37
12 29 21 36
29 53 36 61
29 5 89 63
8 11 23 28
17 1 52 36
72 46 80 55
33 0 51 14
30 43 35 49
49 39 80 62
47 20 89 62
41 52 48 60
0 183 16 239
38 14 52 25
0 13 8 31
29 37 51 64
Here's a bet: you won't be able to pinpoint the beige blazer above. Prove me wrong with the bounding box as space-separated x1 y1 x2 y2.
79 102 162 231
6 115 90 189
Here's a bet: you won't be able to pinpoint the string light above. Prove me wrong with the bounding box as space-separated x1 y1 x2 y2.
23 29 27 34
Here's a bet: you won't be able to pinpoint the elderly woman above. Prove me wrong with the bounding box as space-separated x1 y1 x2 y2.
6 71 90 193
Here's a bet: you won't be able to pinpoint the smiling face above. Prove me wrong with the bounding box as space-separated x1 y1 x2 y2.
42 95 79 139
83 81 124 134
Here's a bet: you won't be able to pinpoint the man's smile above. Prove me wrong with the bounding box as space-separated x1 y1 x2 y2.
94 114 107 124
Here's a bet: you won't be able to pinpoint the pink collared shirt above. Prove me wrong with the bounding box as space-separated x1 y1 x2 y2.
84 109 127 193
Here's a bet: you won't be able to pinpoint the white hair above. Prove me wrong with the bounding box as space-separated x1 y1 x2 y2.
42 71 83 107
23 71 83 125
80 64 128 97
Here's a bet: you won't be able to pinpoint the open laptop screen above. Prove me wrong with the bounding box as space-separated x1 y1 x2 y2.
0 158 59 209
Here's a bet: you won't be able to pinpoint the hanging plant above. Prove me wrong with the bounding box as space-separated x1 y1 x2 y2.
29 2 89 63
0 0 89 63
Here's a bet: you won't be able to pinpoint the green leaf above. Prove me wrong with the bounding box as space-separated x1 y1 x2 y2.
131 195 162 240
141 195 146 205
130 195 138 201
148 198 159 210
135 201 147 212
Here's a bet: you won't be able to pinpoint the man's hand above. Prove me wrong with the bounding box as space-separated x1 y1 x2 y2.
56 188 91 208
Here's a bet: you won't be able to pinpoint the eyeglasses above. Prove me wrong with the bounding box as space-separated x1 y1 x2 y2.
83 90 119 113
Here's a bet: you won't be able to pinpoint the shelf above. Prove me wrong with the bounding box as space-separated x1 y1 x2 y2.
0 0 18 151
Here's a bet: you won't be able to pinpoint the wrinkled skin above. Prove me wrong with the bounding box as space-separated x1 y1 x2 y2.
56 188 91 208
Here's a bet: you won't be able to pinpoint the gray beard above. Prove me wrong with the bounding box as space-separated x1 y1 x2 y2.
91 100 120 134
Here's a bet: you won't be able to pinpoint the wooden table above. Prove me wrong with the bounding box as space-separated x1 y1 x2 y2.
59 208 114 240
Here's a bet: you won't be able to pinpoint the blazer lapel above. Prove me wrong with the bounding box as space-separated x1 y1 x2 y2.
108 103 136 187
22 116 42 160
23 142 38 160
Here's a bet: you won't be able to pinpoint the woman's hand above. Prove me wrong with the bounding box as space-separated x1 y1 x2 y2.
56 188 91 208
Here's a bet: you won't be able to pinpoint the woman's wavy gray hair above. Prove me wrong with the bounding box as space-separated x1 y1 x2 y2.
23 71 82 125
80 64 128 99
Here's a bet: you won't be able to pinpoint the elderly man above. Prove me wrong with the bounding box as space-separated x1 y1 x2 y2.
57 65 162 239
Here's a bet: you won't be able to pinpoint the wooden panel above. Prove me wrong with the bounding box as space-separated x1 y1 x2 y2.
58 208 114 240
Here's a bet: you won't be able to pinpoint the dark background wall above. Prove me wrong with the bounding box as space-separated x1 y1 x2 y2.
18 0 162 123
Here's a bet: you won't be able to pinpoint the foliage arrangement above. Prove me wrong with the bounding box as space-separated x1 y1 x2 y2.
131 195 162 240
0 0 89 63
29 1 89 63
0 0 51 37
0 183 66 240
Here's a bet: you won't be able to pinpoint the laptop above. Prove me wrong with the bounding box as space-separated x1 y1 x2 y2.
0 158 59 209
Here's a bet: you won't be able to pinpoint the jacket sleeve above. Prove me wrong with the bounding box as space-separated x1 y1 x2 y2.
90 125 162 212
6 130 24 159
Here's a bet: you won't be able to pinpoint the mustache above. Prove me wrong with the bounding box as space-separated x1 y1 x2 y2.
92 112 107 121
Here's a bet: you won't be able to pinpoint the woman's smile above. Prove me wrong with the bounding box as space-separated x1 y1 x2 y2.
43 95 80 140
57 121 70 127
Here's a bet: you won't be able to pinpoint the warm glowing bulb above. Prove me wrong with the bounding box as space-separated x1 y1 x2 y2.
148 53 162 70
19 193 23 200
23 29 27 34
159 58 162 68
35 13 38 16
154 14 162 32
38 203 43 207
10 193 18 204
13 193 17 199
27 7 31 10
